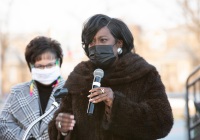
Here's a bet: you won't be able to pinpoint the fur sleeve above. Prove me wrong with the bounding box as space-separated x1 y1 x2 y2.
106 70 173 139
48 94 73 140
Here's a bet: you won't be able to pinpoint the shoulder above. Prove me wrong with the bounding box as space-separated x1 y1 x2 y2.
59 77 66 85
74 60 93 70
10 81 31 95
122 52 157 74
71 60 94 75
11 81 30 90
133 53 158 71
65 61 94 93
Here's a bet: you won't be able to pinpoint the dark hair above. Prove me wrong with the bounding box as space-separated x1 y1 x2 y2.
25 36 63 71
81 14 134 56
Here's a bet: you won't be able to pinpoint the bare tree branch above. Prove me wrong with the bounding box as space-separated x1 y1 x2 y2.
0 0 14 95
177 0 200 42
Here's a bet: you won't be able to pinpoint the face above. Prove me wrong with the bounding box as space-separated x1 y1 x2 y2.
33 52 57 69
89 26 122 58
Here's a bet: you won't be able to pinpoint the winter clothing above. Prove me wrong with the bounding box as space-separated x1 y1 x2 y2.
49 53 173 140
0 78 65 140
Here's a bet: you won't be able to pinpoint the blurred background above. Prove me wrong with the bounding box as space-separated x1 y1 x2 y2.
0 0 199 139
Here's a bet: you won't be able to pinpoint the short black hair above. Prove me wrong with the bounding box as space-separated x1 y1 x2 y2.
25 36 63 71
81 14 134 56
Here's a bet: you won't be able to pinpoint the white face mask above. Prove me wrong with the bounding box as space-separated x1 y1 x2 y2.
31 65 61 85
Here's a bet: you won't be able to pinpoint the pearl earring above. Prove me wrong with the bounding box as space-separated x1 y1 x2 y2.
117 48 122 55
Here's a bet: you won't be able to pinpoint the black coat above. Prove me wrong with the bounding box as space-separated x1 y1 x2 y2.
48 52 173 140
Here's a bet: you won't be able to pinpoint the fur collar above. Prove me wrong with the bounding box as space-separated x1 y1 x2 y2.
66 52 155 94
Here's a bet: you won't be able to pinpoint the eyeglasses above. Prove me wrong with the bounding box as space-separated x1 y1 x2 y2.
33 62 56 69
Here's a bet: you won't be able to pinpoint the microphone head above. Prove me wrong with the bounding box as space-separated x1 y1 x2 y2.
93 69 104 78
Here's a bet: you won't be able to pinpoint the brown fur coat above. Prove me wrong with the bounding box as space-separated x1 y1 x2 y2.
48 52 173 140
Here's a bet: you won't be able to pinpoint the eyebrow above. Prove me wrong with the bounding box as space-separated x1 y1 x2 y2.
35 53 56 61
96 36 109 39
35 61 56 66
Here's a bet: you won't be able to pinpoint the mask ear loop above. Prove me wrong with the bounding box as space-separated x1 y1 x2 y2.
29 63 34 96
30 80 34 96
52 59 61 88
30 63 34 69
29 60 60 96
52 76 61 88
55 59 59 66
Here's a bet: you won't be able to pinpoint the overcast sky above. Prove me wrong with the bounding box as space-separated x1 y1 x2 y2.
1 0 184 32
0 0 185 51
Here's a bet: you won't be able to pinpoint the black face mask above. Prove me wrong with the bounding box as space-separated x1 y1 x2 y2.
88 45 116 70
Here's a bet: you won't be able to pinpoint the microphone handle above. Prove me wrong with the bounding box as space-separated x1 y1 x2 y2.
93 85 100 88
87 102 95 115
87 85 99 115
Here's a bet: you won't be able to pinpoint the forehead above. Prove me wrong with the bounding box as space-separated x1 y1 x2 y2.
94 26 112 37
35 52 56 64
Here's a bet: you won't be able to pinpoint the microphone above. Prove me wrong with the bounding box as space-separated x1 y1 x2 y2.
22 87 68 140
87 68 104 115
53 88 68 103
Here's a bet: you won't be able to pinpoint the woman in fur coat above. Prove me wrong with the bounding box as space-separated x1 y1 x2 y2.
48 14 173 140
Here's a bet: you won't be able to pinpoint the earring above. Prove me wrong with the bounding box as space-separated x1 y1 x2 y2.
117 48 122 55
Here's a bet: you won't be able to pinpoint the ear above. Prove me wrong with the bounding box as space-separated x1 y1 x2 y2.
116 40 123 48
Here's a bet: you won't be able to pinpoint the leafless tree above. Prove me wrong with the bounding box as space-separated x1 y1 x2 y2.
0 0 13 95
177 0 200 42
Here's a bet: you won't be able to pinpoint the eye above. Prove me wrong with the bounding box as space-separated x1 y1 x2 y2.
33 62 56 69
100 38 107 43
89 40 95 47
34 65 43 69
45 63 54 68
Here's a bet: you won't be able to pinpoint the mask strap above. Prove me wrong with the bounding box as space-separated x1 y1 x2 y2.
52 76 61 88
30 63 34 69
56 59 60 66
30 63 34 96
29 76 61 96
29 60 61 96
30 80 34 96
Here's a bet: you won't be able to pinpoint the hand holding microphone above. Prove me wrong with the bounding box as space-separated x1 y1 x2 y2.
88 86 114 108
87 69 104 115
87 69 114 115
